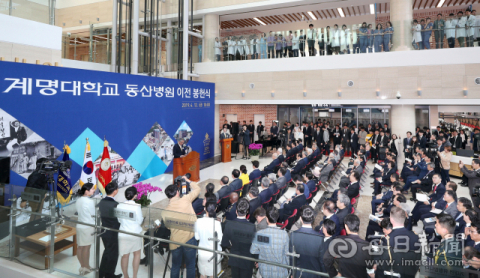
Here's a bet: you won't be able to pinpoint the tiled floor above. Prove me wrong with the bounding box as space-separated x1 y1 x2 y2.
6 154 471 278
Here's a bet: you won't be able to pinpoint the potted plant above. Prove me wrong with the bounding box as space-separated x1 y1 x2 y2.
248 143 262 161
133 182 162 207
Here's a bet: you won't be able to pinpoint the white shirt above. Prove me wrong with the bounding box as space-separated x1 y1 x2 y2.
412 24 422 42
292 36 299 50
331 29 340 47
307 29 316 40
456 16 467 37
195 217 223 257
227 40 236 55
445 19 457 38
118 200 144 235
466 15 477 36
76 196 96 228
214 41 222 55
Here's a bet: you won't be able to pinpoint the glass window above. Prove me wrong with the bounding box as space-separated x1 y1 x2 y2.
300 107 314 124
371 108 384 126
384 109 390 126
290 107 300 126
342 107 357 128
278 107 289 128
415 108 429 129
358 108 371 128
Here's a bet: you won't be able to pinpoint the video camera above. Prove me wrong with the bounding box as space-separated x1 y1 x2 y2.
38 159 72 175
174 173 191 196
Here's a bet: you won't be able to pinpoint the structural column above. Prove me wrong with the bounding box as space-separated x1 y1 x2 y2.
203 14 219 62
391 105 416 170
390 0 413 51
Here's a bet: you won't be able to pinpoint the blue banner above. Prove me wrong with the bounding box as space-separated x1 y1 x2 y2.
0 61 215 189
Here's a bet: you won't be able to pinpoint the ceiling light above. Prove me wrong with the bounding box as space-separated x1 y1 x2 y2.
370 4 375 15
337 8 345 18
307 11 317 20
253 17 266 26
437 0 445 7
381 96 387 100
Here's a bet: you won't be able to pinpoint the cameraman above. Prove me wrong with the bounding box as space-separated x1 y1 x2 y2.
460 159 480 213
438 146 452 185
21 158 48 221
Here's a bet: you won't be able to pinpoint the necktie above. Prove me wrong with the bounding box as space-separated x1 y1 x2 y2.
433 184 437 192
446 204 449 209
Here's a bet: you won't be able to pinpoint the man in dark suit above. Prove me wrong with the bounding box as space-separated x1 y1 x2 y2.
305 122 313 147
224 192 239 221
215 176 232 201
173 138 187 158
315 200 341 237
229 169 243 192
259 177 274 204
460 158 480 212
454 197 472 236
431 213 462 267
262 152 281 176
319 219 335 273
371 182 401 214
418 130 427 149
278 183 306 222
256 121 264 138
404 131 414 160
335 193 350 229
247 120 255 143
332 125 342 150
412 175 448 224
374 207 421 278
290 206 325 278
98 182 122 278
410 163 435 201
341 125 351 156
371 129 380 162
292 152 307 176
350 129 359 158
449 130 462 151
249 160 261 181
270 122 279 138
248 186 262 223
221 199 257 278
324 215 373 278
215 176 232 212
285 143 297 165
373 161 396 195
241 125 251 159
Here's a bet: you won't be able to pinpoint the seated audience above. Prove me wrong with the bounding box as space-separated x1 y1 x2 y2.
278 183 307 223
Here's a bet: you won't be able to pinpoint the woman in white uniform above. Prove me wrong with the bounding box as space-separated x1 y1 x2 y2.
412 19 423 49
118 186 144 278
227 36 235 61
195 202 223 278
214 37 222 61
293 123 303 141
331 24 341 55
75 182 96 276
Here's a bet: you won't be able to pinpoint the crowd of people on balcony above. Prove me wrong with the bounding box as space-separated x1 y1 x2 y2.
412 10 479 49
213 9 479 61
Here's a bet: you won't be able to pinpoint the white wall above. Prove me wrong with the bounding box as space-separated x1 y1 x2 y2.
0 14 62 50
56 0 109 9
196 47 480 75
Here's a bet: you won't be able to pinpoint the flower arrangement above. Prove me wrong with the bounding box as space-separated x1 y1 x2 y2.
248 143 263 156
133 182 162 207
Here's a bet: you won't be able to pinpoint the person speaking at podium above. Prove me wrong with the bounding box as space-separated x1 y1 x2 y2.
173 138 187 158
220 127 231 139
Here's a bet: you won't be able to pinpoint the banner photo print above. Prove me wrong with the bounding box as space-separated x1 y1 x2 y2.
0 61 215 188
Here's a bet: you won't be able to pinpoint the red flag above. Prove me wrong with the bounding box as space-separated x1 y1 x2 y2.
97 140 111 196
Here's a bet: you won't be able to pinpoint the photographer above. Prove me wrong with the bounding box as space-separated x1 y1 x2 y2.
21 158 48 221
438 145 452 184
460 159 480 213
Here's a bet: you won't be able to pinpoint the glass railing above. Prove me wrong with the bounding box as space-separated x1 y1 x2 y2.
1 0 50 24
209 20 480 62
1 183 476 277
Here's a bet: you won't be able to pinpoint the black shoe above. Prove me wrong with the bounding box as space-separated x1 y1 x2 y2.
140 257 148 266
410 198 417 202
112 275 122 278
460 183 468 187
